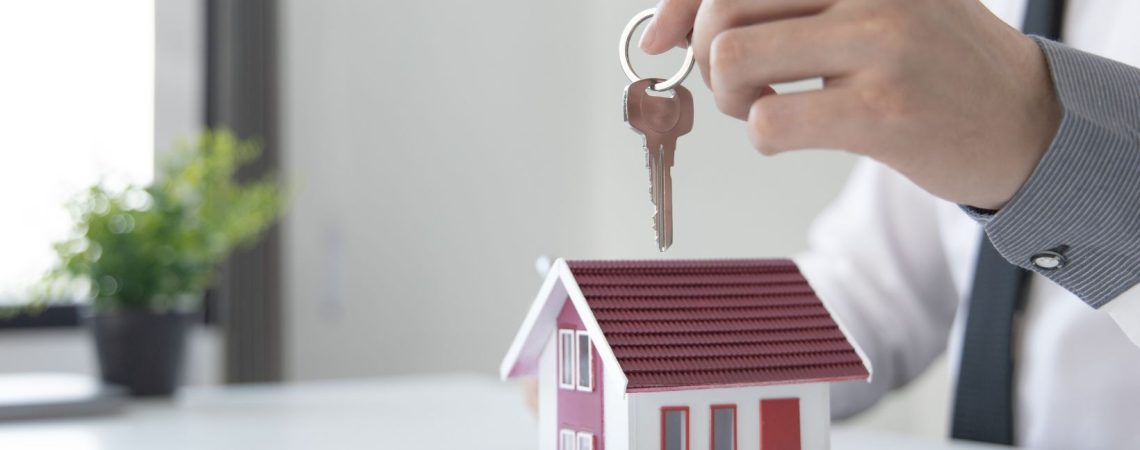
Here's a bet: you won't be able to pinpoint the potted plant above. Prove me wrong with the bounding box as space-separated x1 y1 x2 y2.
36 131 285 396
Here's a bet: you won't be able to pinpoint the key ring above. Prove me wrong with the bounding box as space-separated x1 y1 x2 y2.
619 8 696 92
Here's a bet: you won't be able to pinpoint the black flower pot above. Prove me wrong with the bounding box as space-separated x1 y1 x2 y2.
91 310 194 397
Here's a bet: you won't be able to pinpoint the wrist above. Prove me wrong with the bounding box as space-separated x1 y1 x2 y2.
986 34 1062 210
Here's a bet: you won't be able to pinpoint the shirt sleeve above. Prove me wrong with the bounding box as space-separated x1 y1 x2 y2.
797 158 961 420
963 37 1140 309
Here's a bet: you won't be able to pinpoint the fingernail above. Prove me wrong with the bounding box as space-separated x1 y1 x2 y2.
639 19 658 51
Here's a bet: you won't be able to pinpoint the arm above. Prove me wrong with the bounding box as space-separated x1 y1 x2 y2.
644 0 1140 337
796 158 961 419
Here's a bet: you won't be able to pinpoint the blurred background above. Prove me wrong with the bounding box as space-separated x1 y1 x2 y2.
0 0 948 442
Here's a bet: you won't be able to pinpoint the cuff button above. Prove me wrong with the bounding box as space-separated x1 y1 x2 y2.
1031 245 1069 270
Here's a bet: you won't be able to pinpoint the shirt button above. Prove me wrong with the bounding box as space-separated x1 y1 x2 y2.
1031 245 1069 270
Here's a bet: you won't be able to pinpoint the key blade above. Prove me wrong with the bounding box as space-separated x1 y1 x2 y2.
657 142 675 251
646 138 671 252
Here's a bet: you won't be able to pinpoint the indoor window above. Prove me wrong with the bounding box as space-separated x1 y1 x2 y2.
0 1 154 306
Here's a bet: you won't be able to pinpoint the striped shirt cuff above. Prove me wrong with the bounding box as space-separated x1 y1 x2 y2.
966 37 1140 308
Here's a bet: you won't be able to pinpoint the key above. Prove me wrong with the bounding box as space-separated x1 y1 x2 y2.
623 78 694 251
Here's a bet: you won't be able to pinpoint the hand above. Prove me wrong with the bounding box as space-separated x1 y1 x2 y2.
521 377 538 415
640 0 1061 210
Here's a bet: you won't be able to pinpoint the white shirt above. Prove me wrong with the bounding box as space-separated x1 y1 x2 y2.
795 1 1140 447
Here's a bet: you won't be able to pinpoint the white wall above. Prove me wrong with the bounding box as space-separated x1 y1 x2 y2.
630 383 830 450
277 0 950 440
538 333 557 450
279 0 856 378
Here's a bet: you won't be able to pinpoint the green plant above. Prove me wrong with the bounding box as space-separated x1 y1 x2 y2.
35 130 285 311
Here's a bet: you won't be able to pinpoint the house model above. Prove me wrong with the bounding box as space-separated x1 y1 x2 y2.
501 259 870 450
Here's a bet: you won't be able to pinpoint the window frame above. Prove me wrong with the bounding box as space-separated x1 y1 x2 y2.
558 329 576 390
660 405 690 450
0 304 82 329
576 431 595 450
709 404 737 450
0 292 217 331
559 429 576 450
575 330 593 392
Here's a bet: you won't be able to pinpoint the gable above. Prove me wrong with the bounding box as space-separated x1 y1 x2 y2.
499 260 627 390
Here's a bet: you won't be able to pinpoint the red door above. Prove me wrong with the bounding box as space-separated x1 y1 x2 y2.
759 398 800 450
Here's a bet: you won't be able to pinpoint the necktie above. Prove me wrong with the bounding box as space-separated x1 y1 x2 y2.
950 2 1065 444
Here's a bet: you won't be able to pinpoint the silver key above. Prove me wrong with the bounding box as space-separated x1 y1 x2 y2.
623 78 694 252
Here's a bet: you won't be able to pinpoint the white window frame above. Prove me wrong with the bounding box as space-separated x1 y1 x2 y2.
575 330 593 392
558 329 576 390
576 431 595 450
559 429 576 450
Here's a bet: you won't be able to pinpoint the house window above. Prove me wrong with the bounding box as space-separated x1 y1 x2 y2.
560 429 575 450
661 406 689 450
559 329 575 389
576 330 593 391
710 405 736 450
577 431 595 450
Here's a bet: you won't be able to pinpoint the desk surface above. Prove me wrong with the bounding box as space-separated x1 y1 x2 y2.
0 374 1001 449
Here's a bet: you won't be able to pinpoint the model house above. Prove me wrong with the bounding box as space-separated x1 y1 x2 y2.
501 259 871 450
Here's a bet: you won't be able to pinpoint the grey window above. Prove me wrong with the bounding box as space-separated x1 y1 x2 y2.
662 408 688 450
576 331 592 391
712 406 736 450
559 330 574 388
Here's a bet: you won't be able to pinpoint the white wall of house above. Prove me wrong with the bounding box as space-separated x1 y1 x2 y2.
603 362 630 450
629 383 830 450
539 332 557 450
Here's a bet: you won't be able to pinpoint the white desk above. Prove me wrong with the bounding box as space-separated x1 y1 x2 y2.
0 374 1003 449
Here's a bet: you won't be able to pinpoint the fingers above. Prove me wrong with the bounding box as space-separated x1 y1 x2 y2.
692 0 836 86
746 87 867 156
709 16 862 119
641 0 702 55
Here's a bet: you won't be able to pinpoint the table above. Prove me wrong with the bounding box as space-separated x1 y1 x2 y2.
0 374 1003 449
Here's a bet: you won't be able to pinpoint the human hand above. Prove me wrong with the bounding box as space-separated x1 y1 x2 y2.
640 0 1061 210
521 377 538 415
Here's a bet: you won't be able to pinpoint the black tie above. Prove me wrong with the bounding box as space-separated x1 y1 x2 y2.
950 3 1064 444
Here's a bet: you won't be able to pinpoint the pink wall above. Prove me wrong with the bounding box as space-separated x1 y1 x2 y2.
556 298 604 449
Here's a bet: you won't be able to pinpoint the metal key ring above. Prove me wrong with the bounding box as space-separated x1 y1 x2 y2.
619 8 696 92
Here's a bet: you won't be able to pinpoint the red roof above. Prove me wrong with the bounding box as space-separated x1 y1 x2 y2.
565 259 868 392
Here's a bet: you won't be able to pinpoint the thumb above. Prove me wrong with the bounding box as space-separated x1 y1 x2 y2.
639 0 701 55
